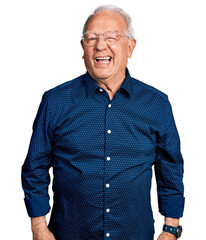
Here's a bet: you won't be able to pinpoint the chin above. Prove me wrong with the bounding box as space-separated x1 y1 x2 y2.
92 68 114 80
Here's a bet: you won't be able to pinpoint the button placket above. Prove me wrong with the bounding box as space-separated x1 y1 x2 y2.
106 232 110 237
104 100 113 238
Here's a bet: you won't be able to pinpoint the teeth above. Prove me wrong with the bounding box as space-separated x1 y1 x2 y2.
96 57 111 61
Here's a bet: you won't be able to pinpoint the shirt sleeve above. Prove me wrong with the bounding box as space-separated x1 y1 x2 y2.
21 93 53 217
155 98 185 218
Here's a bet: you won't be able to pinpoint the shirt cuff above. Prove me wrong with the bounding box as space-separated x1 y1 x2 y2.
24 196 51 217
158 196 185 218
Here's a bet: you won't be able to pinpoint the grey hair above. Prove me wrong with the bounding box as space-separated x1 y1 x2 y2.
82 5 135 39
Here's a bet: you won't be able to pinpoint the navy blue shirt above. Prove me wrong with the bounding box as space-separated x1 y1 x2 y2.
22 69 184 240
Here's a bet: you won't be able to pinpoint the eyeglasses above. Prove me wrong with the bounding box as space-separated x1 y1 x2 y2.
82 31 130 47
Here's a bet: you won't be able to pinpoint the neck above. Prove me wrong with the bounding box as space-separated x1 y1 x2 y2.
94 73 126 95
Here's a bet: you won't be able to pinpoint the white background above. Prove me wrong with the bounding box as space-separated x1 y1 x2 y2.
1 0 206 239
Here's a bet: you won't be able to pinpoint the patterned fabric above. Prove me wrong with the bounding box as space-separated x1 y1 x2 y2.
22 69 184 240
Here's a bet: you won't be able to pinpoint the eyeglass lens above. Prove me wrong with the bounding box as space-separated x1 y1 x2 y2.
83 32 120 46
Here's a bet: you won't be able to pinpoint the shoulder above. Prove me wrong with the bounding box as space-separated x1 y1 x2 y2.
40 73 86 115
44 74 85 100
131 76 169 102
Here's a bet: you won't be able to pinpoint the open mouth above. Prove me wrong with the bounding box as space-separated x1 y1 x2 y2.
95 56 112 63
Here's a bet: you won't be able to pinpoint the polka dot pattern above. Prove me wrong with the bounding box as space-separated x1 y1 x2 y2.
22 69 184 240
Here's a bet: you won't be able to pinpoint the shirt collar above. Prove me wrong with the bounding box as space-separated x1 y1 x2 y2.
84 68 133 97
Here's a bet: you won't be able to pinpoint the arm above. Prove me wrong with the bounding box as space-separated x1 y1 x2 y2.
22 94 54 235
158 217 179 240
31 216 56 240
155 98 185 239
164 217 179 227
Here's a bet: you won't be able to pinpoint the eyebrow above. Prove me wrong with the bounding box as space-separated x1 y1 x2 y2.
84 30 119 33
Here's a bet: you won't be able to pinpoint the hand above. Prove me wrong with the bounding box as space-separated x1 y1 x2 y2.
33 227 56 240
31 216 56 240
158 231 177 240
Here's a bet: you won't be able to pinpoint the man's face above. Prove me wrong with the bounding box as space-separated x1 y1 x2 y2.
81 11 136 82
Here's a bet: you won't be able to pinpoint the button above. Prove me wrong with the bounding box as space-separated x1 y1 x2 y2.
99 88 103 92
106 233 110 237
106 183 110 188
108 103 112 108
107 156 111 161
107 130 111 134
106 208 110 213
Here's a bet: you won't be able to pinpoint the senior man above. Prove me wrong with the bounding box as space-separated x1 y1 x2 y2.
22 5 185 240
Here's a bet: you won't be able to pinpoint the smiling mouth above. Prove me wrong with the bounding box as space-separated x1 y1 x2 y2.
95 56 112 63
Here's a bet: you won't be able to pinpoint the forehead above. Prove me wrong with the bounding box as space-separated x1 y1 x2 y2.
86 10 127 33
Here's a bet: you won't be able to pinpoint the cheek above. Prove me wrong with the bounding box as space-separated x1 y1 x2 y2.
84 50 93 65
111 45 129 63
114 52 128 68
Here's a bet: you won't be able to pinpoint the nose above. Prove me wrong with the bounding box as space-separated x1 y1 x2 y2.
95 34 107 51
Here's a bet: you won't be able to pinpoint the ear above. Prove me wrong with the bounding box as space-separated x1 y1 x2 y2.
81 39 85 50
81 40 85 59
127 38 136 58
